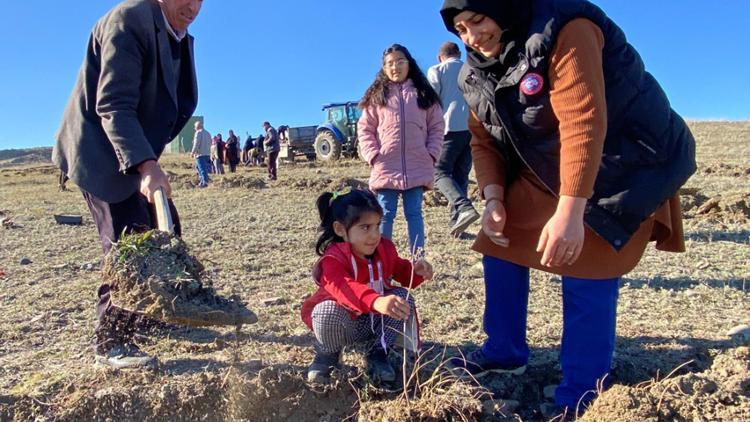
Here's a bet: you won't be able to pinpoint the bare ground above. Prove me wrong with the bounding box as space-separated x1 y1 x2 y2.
0 122 748 421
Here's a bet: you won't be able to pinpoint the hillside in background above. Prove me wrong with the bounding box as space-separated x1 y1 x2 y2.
0 147 52 168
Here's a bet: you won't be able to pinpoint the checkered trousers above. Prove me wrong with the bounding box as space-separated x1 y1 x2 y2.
311 287 415 354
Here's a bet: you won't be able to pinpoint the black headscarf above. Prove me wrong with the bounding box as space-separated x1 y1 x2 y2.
440 0 532 74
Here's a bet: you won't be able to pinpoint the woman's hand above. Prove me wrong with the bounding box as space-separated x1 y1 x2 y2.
372 295 411 321
413 259 433 280
536 196 586 267
482 198 510 247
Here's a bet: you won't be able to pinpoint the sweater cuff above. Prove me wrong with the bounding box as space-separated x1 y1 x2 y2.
361 291 381 313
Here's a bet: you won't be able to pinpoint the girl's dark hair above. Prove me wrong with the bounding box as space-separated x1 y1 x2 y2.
315 189 383 256
359 44 441 110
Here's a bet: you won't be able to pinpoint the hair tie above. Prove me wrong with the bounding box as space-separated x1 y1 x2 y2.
329 186 354 205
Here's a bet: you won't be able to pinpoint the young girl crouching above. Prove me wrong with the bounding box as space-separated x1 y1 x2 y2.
300 188 433 384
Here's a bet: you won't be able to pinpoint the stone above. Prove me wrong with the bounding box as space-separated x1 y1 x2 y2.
19 257 32 265
262 297 286 306
727 324 750 340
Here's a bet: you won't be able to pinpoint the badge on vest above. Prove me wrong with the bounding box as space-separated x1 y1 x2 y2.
520 73 544 96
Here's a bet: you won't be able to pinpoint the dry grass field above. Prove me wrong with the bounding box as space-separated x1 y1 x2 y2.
0 121 748 421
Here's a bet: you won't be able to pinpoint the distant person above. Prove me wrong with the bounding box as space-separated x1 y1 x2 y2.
301 189 434 384
278 125 289 142
427 41 478 237
248 134 264 166
191 120 211 187
263 122 280 180
52 0 203 369
225 129 240 173
357 44 445 252
212 134 225 174
242 134 253 166
254 133 265 165
439 0 696 418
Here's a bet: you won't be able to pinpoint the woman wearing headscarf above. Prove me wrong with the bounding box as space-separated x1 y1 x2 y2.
225 129 241 173
439 0 696 416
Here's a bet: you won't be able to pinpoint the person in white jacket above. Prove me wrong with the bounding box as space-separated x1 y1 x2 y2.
427 42 479 237
191 120 212 187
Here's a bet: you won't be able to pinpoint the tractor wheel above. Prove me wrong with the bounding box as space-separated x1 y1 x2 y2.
314 131 342 161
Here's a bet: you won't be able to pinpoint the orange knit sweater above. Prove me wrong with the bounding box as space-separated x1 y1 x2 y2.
470 18 684 279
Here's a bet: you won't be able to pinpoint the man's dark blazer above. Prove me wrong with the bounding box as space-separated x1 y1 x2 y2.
53 0 198 203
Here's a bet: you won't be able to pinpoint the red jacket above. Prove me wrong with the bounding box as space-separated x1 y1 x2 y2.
301 238 424 330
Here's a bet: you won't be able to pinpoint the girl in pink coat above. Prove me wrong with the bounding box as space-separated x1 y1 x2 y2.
358 44 445 252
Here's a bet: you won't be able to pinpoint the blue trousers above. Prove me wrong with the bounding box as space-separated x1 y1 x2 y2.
481 256 619 409
195 155 211 185
376 187 425 251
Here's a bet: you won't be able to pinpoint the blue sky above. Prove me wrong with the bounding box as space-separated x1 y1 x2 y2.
0 0 748 149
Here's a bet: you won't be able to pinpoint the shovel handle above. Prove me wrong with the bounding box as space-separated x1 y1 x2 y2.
154 187 174 234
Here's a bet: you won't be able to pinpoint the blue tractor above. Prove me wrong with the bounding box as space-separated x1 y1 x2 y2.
314 101 362 161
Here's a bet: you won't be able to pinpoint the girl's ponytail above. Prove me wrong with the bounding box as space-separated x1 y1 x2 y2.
314 189 383 256
316 192 334 222
315 192 339 256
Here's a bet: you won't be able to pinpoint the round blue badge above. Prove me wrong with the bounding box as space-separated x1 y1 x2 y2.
520 73 544 96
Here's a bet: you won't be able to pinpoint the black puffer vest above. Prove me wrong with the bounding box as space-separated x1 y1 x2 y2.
460 0 696 250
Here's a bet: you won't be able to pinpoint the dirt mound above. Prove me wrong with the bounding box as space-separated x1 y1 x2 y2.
681 188 750 221
216 175 266 189
700 163 750 177
358 381 486 421
424 185 482 208
103 231 256 327
280 176 368 192
168 173 199 190
168 173 266 190
1 367 359 421
423 190 449 208
225 368 357 420
581 347 750 422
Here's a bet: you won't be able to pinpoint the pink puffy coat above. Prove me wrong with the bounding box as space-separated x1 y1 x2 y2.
357 80 445 191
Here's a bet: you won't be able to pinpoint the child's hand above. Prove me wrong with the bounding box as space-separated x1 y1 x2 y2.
413 259 433 280
372 295 411 321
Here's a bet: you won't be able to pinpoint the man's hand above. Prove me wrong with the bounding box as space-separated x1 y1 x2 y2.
372 295 411 321
536 196 586 267
137 160 171 203
413 259 434 280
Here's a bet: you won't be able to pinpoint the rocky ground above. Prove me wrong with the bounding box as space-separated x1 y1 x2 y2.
0 122 748 421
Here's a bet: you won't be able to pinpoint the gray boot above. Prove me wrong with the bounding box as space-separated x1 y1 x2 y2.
307 348 341 383
366 347 396 384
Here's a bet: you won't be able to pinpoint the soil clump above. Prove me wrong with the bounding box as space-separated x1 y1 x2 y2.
103 231 256 327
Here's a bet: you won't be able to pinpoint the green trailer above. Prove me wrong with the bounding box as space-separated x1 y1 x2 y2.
166 116 203 154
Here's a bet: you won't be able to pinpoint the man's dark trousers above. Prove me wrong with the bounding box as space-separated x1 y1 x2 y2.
83 190 182 333
434 130 473 223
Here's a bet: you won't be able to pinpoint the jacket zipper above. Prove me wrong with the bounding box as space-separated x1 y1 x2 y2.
398 83 408 188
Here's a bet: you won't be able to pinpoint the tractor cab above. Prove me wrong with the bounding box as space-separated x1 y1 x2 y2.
314 101 362 161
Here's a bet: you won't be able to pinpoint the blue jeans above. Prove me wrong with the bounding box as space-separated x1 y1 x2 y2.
481 256 619 409
376 187 425 251
434 130 474 223
195 155 211 186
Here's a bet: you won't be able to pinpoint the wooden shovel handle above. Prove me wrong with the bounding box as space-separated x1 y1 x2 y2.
154 187 174 234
